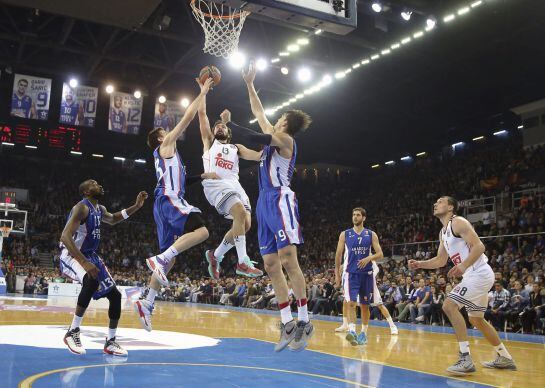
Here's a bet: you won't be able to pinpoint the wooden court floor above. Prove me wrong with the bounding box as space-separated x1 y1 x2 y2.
1 296 543 387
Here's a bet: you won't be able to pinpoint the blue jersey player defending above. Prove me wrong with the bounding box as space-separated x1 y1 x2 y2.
222 61 312 352
134 78 216 332
60 179 148 356
11 78 37 119
334 207 387 346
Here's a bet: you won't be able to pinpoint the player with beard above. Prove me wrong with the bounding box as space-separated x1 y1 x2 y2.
59 179 148 356
197 88 263 278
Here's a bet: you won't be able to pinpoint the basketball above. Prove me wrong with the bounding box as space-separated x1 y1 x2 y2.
199 65 221 86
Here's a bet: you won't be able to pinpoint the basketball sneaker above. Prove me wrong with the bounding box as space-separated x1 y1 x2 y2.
103 337 128 357
274 320 297 352
146 255 169 286
134 298 154 332
482 354 517 370
289 320 314 352
335 323 349 332
356 331 368 345
390 325 399 335
236 256 263 278
205 250 221 280
346 331 359 346
446 352 476 375
64 327 86 355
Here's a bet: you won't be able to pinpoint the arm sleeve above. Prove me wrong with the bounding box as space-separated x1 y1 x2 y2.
186 174 202 186
229 121 272 146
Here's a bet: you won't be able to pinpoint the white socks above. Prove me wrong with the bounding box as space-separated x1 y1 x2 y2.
348 323 356 332
297 301 309 323
342 316 348 326
234 235 247 264
70 314 83 330
362 324 369 334
146 288 158 304
280 305 293 324
214 238 234 260
459 341 470 354
386 316 395 327
158 246 178 264
108 328 117 341
494 343 512 359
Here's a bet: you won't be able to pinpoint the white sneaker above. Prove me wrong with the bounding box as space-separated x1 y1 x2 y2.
390 325 399 335
104 337 128 357
415 315 425 322
335 324 348 332
134 299 154 332
146 256 169 286
64 327 86 355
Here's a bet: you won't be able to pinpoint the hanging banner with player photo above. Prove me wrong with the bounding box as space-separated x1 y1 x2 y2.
11 74 52 120
59 83 98 127
108 92 143 135
153 100 185 132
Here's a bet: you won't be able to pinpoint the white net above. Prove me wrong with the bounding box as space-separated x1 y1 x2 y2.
0 227 10 238
191 0 250 58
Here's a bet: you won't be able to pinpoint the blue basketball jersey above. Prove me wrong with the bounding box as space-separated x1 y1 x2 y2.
11 93 32 118
60 101 80 125
344 228 373 273
61 199 102 254
110 108 126 132
258 141 297 191
154 113 172 131
153 147 187 199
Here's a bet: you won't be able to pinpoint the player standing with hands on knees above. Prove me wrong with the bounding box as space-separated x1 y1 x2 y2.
409 196 516 375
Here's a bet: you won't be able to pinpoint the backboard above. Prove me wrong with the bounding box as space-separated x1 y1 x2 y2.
0 204 27 235
218 0 357 35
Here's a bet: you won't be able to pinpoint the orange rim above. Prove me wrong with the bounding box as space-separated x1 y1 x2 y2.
191 0 246 20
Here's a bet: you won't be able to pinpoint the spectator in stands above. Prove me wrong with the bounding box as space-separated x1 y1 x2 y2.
396 280 419 322
519 282 545 333
383 281 403 317
413 279 431 323
429 285 445 325
23 272 36 294
485 281 511 330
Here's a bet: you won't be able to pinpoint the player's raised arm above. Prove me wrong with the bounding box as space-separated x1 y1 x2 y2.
197 88 214 151
100 191 148 225
408 232 449 270
334 231 346 287
60 203 98 279
236 144 262 161
447 217 486 278
357 231 384 269
242 61 274 134
162 78 214 150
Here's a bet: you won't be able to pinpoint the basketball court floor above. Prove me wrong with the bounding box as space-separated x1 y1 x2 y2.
1 295 543 387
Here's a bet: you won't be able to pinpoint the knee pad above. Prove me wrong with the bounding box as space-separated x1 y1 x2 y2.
77 274 99 309
106 287 122 321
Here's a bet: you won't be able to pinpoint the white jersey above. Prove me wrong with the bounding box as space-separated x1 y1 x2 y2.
202 140 239 181
441 216 488 273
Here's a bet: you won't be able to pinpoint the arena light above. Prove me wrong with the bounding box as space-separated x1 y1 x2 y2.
401 10 412 21
70 151 82 156
279 52 290 57
92 154 104 158
371 164 380 169
352 63 361 69
371 54 380 60
517 125 524 129
413 31 424 39
181 98 190 108
2 142 14 146
426 17 437 29
114 156 126 161
472 135 485 141
256 58 268 71
471 1 483 8
493 130 508 136
391 43 401 50
295 93 304 99
280 66 289 75
297 67 312 82
344 68 352 75
135 159 146 164
105 84 114 94
335 71 345 79
289 98 297 103
416 152 426 157
25 145 37 149
228 51 246 69
69 78 78 88
361 59 370 65
457 6 470 15
444 14 455 23
158 95 166 104
271 58 280 63
297 38 309 45
264 108 275 116
371 2 382 13
287 44 300 52
451 141 464 149
381 49 391 55
400 155 412 161
401 37 412 44
314 29 322 35
385 160 395 165
249 118 258 124
133 90 142 99
321 74 332 85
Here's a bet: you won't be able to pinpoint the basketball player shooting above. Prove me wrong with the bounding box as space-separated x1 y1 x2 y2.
196 83 263 279
220 61 312 352
59 180 148 356
408 196 516 374
134 78 216 332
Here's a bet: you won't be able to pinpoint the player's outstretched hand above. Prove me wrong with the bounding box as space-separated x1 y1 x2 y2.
220 109 231 124
202 172 221 180
135 191 148 208
242 61 256 84
82 261 99 279
447 264 466 278
199 78 214 95
408 259 419 270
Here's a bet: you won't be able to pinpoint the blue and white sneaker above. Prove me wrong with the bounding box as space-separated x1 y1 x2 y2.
357 331 367 345
346 331 359 346
146 255 169 286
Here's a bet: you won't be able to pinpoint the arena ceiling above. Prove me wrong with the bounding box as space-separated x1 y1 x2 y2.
0 0 544 167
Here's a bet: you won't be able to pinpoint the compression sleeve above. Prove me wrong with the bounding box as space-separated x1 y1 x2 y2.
229 121 272 146
186 175 202 186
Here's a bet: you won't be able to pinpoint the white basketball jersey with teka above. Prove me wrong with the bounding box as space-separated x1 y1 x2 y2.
441 217 489 274
202 139 239 181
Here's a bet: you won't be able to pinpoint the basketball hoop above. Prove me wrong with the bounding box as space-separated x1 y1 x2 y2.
190 0 250 58
0 226 11 239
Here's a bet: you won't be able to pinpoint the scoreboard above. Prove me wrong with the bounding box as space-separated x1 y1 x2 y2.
0 124 81 151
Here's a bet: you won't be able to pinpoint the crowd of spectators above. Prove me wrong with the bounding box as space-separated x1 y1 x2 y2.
1 134 545 334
